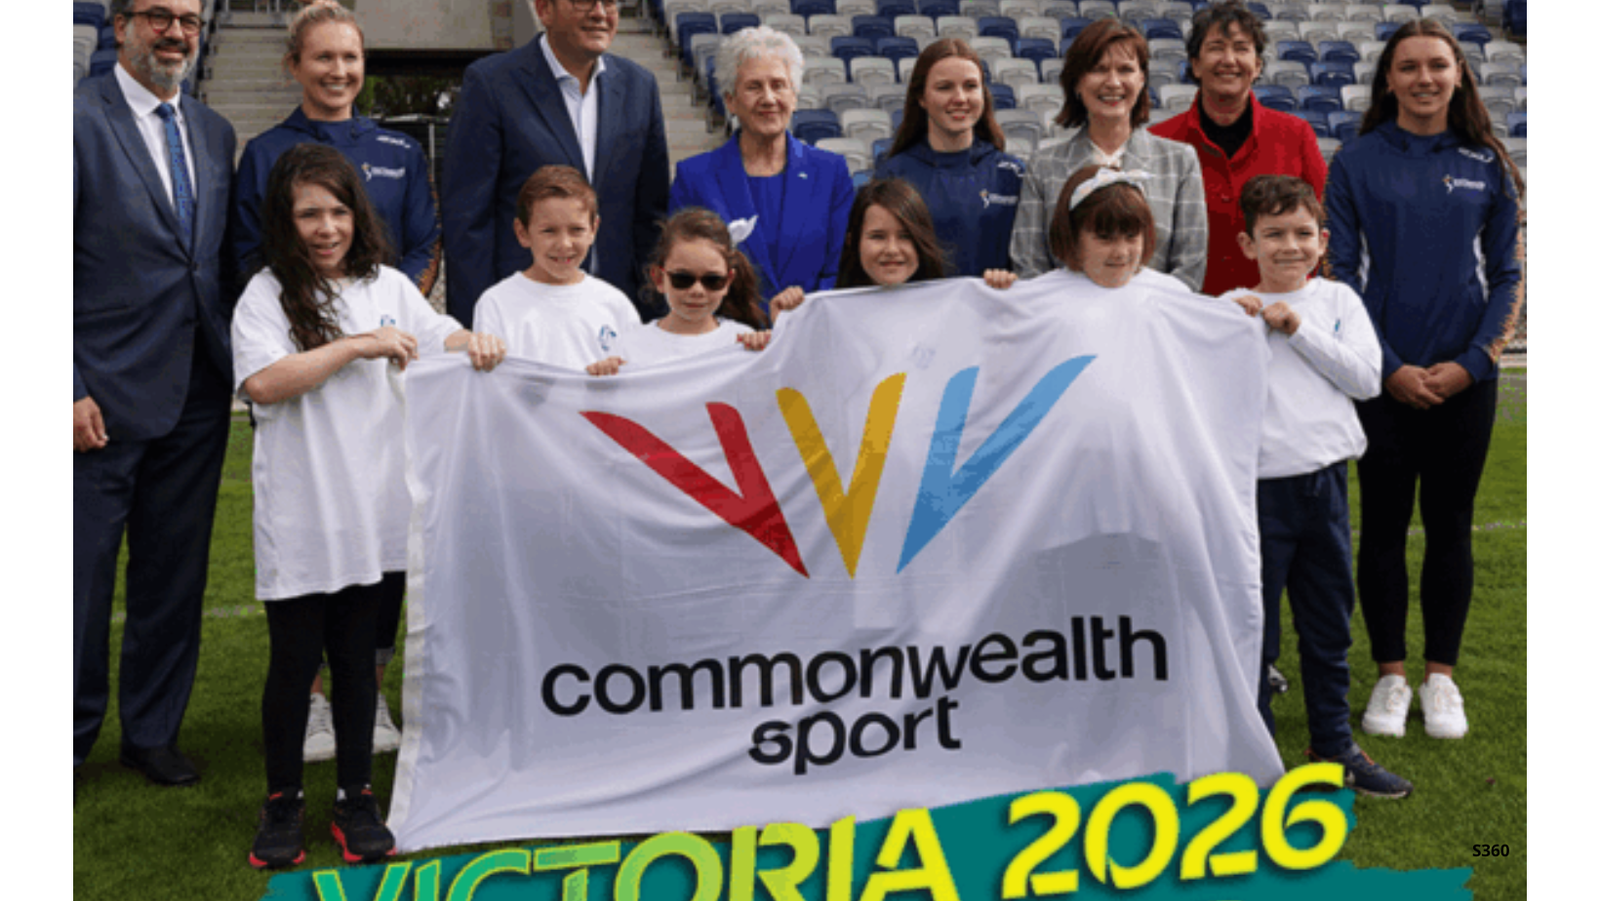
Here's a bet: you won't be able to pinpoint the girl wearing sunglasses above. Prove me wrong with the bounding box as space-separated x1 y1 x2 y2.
588 209 771 374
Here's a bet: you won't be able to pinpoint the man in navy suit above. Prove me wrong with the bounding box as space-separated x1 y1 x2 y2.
441 0 671 324
74 0 236 786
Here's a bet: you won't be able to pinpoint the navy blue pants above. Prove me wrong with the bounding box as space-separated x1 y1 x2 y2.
1255 463 1356 757
1355 378 1498 666
73 354 231 766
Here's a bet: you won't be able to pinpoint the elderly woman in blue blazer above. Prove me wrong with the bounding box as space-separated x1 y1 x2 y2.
668 26 855 313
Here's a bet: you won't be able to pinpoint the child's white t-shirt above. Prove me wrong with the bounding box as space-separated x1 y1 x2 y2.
231 266 463 601
608 319 756 370
1220 279 1383 479
472 272 641 369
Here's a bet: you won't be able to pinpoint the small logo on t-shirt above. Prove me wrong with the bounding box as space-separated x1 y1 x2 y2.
1458 147 1494 164
361 162 406 181
981 190 1019 209
599 325 619 352
1442 174 1487 194
998 159 1024 176
377 134 411 148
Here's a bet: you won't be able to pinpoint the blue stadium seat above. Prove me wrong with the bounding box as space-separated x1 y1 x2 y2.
676 11 717 56
1276 40 1318 66
99 25 118 50
1504 0 1527 39
74 2 107 27
1452 22 1492 51
832 35 876 62
720 12 760 33
792 109 844 143
919 0 959 16
1017 37 1056 72
1507 110 1525 138
978 16 1020 51
1318 40 1360 64
872 137 894 163
853 14 895 38
1253 84 1296 112
878 0 918 17
1141 18 1184 41
1246 2 1271 20
1375 22 1400 42
793 0 837 19
892 107 904 131
989 82 1016 109
1060 17 1092 42
1310 61 1355 87
1290 109 1330 137
1328 110 1362 144
1296 85 1342 113
875 35 921 64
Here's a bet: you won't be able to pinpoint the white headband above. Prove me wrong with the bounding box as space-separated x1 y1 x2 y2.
1068 169 1154 211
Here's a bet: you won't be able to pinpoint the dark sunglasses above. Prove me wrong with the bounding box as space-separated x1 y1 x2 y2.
665 270 729 291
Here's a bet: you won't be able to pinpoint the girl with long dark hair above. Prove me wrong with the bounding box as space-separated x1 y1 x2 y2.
231 144 504 869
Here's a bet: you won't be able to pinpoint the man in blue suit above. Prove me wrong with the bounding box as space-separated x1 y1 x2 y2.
442 0 671 325
74 0 236 786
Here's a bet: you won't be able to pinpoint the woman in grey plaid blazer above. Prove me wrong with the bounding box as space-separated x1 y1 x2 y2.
1008 19 1207 290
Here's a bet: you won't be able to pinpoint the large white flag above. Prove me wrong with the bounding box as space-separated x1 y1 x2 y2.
389 273 1282 852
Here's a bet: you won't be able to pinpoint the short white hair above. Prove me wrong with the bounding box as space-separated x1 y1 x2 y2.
716 26 805 118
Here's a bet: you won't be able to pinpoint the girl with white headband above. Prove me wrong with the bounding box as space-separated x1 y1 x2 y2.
1044 165 1189 292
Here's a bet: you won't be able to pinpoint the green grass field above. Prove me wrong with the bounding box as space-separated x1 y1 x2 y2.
72 373 1527 901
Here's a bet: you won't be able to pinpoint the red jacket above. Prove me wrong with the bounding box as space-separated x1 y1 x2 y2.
1150 92 1327 297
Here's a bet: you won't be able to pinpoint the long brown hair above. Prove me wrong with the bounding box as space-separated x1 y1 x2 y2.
887 38 1006 158
1361 18 1523 198
1057 18 1152 129
646 209 768 330
260 144 393 351
838 179 949 288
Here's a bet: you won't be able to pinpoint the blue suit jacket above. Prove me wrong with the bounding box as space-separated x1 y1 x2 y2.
74 73 236 442
668 134 854 302
441 39 670 324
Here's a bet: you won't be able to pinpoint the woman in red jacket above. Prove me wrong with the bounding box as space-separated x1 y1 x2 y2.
1149 0 1326 297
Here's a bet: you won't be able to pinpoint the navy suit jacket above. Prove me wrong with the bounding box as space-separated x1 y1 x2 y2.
668 134 854 303
74 73 236 443
441 39 671 324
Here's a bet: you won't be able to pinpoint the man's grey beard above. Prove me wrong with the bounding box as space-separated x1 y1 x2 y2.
130 39 197 94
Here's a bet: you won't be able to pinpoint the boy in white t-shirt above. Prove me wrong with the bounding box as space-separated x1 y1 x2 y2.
472 165 641 366
1224 175 1411 799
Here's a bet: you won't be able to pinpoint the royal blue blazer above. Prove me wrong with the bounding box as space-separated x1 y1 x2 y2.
74 73 236 442
668 133 855 304
441 38 671 324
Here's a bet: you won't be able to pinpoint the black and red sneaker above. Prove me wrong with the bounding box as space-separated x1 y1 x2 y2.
331 787 396 864
249 791 306 869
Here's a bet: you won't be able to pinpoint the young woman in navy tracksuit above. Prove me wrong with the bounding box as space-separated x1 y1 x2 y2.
1325 18 1523 743
874 38 1025 277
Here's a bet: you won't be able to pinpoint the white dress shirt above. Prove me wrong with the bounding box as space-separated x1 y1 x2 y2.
113 62 196 209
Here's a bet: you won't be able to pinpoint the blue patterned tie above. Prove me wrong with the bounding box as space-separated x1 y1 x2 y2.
155 102 195 242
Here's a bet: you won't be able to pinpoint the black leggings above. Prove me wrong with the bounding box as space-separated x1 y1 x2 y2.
262 581 382 793
1355 378 1497 667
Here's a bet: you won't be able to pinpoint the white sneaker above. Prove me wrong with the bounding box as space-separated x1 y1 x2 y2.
372 696 402 754
1361 675 1412 738
304 692 336 762
1419 674 1469 739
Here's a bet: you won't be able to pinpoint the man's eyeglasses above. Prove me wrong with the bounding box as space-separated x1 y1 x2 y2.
564 0 621 12
128 9 204 36
665 271 730 291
